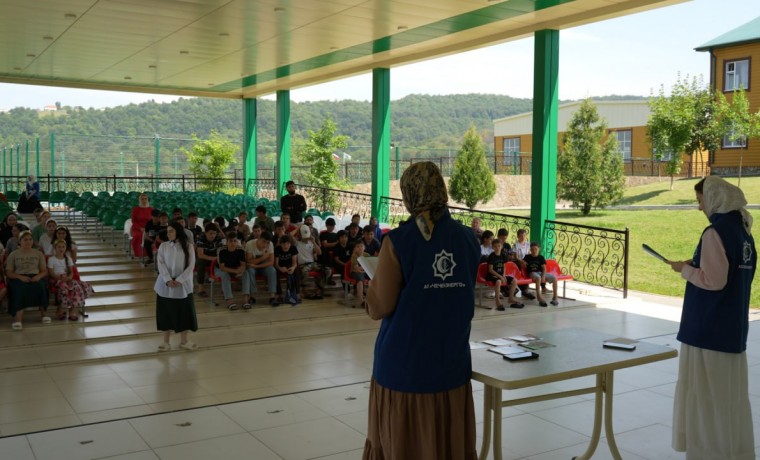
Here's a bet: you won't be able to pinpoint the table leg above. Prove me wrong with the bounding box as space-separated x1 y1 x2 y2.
572 374 603 460
479 384 493 460
493 386 503 460
603 371 623 460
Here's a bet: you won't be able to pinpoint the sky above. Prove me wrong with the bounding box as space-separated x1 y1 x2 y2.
1 0 759 110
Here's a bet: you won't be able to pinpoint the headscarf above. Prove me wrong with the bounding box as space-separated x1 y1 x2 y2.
400 161 448 241
702 176 753 232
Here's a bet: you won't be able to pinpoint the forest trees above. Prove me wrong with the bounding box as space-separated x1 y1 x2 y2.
297 116 348 211
181 130 238 192
449 125 496 209
557 99 624 215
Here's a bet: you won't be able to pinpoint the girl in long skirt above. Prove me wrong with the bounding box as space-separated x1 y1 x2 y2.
48 239 94 321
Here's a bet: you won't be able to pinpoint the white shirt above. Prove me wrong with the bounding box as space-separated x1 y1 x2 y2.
296 240 316 264
48 254 74 276
514 240 530 259
154 240 195 299
39 234 54 255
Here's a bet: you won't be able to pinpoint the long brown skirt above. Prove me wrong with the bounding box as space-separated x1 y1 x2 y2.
363 378 478 460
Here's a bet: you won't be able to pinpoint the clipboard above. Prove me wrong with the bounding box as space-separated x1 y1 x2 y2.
642 244 669 263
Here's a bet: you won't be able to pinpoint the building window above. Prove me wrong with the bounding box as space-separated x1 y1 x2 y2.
502 138 520 166
615 130 632 161
723 126 747 149
724 59 750 91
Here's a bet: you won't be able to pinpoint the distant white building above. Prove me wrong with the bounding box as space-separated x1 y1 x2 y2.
42 104 57 111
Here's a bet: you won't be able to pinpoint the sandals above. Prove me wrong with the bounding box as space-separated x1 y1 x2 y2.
539 301 548 307
495 304 505 311
179 341 197 350
522 292 536 300
242 303 252 310
550 299 559 306
510 303 525 309
227 302 239 311
157 342 171 352
11 322 22 330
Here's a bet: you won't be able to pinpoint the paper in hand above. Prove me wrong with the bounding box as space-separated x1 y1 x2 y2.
358 256 379 279
642 244 669 263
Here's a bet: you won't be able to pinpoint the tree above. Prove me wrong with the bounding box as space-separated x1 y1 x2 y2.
647 75 722 189
181 130 237 192
296 115 348 211
557 99 624 215
449 125 496 209
716 87 760 149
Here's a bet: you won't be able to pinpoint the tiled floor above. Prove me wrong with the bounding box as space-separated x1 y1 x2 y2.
0 297 757 459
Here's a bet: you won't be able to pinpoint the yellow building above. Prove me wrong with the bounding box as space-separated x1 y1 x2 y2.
492 100 706 177
696 15 760 176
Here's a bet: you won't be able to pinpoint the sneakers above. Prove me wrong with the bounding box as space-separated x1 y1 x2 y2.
157 342 171 352
11 322 22 330
41 316 52 324
522 292 536 300
269 298 280 307
288 296 298 306
179 341 197 350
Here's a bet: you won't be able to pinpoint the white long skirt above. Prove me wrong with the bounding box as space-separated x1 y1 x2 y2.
672 343 755 460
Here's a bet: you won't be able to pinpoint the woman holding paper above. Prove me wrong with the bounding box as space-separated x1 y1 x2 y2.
669 176 756 460
362 162 480 460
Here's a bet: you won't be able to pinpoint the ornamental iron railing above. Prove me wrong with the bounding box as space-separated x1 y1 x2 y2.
542 220 629 297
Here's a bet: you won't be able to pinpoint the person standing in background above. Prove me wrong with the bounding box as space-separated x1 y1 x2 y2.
669 176 756 460
130 193 153 260
280 181 307 224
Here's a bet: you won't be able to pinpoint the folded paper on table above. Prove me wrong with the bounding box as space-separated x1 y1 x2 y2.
488 346 529 356
358 256 379 279
482 338 518 346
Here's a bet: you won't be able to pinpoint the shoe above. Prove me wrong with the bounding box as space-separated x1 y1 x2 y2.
510 303 525 309
56 311 67 320
550 299 559 306
496 304 505 311
539 301 548 307
227 302 239 311
542 287 552 294
289 297 298 306
197 291 209 298
242 303 252 310
522 292 536 300
179 341 197 350
41 316 52 324
11 322 22 330
157 342 171 352
69 314 79 321
269 298 280 307
485 292 496 299
327 279 337 286
144 259 154 266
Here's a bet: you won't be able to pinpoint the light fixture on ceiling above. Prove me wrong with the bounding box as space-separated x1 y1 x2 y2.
42 36 54 41
274 7 285 13
208 83 215 86
397 25 408 31
26 53 36 58
179 50 190 55
219 32 229 37
64 13 77 19
124 76 132 80
330 46 338 51
13 67 22 71
148 64 157 69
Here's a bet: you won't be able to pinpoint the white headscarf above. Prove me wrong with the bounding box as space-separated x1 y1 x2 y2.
702 176 753 232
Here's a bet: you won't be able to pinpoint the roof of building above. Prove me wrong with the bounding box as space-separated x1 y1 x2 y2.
695 15 760 51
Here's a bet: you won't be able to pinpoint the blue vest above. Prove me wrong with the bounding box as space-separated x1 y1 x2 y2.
677 211 756 353
372 210 480 393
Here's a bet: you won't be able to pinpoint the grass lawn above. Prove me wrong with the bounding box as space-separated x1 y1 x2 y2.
619 176 760 205
491 207 760 308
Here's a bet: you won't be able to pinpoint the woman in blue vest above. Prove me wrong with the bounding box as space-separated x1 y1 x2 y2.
669 176 756 460
362 162 480 460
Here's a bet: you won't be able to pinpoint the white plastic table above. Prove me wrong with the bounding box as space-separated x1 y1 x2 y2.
471 327 678 460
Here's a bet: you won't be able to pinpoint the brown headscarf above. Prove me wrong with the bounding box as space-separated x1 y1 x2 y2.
400 161 449 241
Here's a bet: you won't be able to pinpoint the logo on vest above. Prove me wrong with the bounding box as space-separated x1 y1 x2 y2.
432 250 456 280
742 240 754 265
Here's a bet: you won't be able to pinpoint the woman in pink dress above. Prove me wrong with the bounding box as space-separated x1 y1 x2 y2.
130 193 153 259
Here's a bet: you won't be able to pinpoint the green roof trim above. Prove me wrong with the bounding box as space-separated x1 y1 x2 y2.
695 15 760 51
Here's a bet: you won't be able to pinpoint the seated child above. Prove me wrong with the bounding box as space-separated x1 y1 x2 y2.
331 230 352 275
523 242 559 307
274 234 299 305
479 230 494 262
295 225 330 299
486 239 522 310
48 239 94 320
215 231 250 310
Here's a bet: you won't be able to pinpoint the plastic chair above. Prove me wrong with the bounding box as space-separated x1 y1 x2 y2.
475 262 496 307
342 261 368 307
504 261 532 287
546 259 574 299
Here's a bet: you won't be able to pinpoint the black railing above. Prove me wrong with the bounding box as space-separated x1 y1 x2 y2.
296 183 374 218
2 174 249 194
542 220 629 298
246 178 278 202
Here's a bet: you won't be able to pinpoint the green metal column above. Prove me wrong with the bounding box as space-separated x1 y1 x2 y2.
276 90 291 195
25 140 29 177
50 132 56 186
15 144 20 177
243 98 258 196
35 137 40 179
154 136 160 190
2 147 6 190
371 68 391 221
530 29 559 247
9 146 13 186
